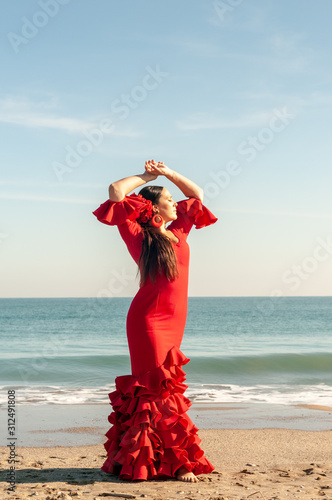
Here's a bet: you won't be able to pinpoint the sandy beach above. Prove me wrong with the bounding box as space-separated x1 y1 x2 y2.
1 404 332 499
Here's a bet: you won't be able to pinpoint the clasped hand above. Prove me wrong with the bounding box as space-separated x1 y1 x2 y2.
144 159 170 179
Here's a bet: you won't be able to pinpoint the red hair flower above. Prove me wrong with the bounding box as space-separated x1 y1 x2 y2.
136 196 153 224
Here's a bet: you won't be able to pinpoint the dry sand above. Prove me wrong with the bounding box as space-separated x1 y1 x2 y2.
1 428 332 500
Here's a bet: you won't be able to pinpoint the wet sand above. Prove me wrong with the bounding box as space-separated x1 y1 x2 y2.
1 403 331 499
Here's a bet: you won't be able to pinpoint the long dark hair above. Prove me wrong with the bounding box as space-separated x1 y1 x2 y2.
137 185 179 286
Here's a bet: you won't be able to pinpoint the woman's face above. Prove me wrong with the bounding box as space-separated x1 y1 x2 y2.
154 188 178 223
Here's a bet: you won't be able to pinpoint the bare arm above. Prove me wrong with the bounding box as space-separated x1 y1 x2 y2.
108 169 157 201
145 161 204 202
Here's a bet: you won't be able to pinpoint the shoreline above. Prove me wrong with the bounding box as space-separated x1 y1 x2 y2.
0 402 331 451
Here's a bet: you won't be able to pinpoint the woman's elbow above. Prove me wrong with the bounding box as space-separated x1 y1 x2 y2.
196 188 204 203
108 184 125 201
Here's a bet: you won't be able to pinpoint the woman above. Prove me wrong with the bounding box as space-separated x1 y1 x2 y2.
92 160 218 483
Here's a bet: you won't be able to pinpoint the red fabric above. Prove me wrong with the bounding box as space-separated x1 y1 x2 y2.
92 193 218 481
92 193 152 227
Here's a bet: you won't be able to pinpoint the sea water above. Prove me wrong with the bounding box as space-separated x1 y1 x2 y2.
1 297 331 406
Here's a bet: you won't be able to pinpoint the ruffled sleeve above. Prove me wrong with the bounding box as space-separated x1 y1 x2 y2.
92 193 147 265
168 197 218 239
92 193 148 226
176 197 218 229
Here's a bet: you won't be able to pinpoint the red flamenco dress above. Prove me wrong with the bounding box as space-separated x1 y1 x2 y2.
92 193 218 481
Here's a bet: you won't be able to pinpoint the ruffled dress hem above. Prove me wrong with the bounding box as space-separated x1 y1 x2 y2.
101 346 215 481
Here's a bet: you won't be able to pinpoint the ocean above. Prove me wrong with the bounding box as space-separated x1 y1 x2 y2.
1 296 331 407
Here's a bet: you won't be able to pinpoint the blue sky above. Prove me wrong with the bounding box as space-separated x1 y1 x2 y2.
1 0 332 298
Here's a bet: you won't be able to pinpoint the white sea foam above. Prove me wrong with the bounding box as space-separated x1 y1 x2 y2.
1 382 332 406
186 383 332 406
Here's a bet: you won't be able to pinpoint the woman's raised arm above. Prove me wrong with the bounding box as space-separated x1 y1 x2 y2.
108 161 158 201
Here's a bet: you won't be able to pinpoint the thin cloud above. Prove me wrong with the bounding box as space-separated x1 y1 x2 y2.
0 193 94 204
0 180 106 188
299 92 332 107
176 111 275 131
0 96 94 132
233 90 332 112
269 32 308 57
218 50 310 75
0 96 142 137
213 207 332 218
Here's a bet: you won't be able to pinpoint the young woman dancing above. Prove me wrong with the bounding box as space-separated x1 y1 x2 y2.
93 160 218 483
